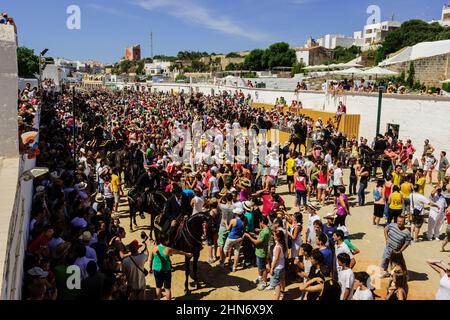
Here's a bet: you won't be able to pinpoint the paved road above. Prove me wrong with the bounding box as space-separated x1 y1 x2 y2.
119 169 447 300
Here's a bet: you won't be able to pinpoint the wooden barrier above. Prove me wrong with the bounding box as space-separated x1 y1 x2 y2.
252 103 360 138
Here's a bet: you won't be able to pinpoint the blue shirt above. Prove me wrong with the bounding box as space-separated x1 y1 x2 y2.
322 224 337 246
320 248 334 269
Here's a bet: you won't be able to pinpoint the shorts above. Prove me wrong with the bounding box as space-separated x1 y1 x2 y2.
224 237 242 257
256 256 267 271
270 267 285 287
154 270 172 289
438 171 446 181
412 214 424 227
374 204 385 218
402 198 410 213
287 175 294 183
317 183 327 190
114 192 120 204
218 226 229 247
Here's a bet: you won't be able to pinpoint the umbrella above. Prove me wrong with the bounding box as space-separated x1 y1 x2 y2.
21 131 38 145
363 66 399 76
331 67 364 75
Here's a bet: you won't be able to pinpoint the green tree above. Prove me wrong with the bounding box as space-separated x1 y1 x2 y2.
291 61 306 76
244 49 265 71
263 42 297 69
175 73 188 81
119 60 133 74
406 62 415 88
17 46 39 78
225 63 244 71
136 60 145 75
226 52 240 58
376 19 450 62
332 46 361 64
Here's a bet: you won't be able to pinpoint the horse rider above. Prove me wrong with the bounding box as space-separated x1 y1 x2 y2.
126 141 145 188
160 184 184 241
131 166 160 219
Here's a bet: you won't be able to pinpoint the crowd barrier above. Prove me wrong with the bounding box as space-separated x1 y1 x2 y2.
252 102 360 138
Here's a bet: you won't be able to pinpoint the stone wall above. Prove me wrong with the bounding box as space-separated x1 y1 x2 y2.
0 24 19 158
387 53 450 88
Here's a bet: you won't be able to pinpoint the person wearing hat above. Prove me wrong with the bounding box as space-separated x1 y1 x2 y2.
322 213 337 246
305 204 320 245
223 207 245 272
242 201 255 267
79 231 97 262
237 177 252 201
122 239 149 300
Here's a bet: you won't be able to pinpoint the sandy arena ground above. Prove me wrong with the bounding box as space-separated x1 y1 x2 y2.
119 169 448 300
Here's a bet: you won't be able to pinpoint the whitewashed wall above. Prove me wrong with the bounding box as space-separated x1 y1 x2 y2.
151 83 450 155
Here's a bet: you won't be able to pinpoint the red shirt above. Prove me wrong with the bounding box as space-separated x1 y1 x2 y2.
27 234 50 254
446 210 450 224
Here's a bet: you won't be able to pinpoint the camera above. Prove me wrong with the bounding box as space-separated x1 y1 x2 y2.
140 231 148 241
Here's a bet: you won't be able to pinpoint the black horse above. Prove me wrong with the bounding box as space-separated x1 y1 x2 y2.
127 190 167 235
154 212 212 295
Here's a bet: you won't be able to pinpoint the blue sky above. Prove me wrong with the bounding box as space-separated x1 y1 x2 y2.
1 0 445 63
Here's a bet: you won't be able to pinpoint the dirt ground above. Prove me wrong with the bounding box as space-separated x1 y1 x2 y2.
120 170 448 300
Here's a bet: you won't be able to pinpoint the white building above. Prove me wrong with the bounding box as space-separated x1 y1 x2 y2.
144 60 172 76
361 21 401 49
440 4 450 26
317 34 357 49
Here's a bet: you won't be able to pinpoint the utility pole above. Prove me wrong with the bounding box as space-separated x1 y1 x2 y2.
150 32 154 59
376 86 385 137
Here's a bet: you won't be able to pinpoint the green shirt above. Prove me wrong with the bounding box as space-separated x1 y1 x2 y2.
344 239 355 252
255 226 271 258
152 245 171 271
244 212 254 233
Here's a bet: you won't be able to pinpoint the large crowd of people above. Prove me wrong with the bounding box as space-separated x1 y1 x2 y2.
20 83 450 301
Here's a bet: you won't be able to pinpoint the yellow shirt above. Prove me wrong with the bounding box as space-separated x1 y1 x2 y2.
400 182 412 198
389 192 403 210
285 158 295 176
111 174 120 193
392 172 401 187
417 177 425 195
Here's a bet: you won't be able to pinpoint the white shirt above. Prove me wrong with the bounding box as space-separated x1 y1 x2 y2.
192 196 205 215
335 242 354 269
430 195 447 217
324 154 333 167
209 176 220 193
295 157 305 168
122 253 148 291
338 268 355 300
333 168 344 186
306 214 320 245
436 274 450 300
409 193 430 215
353 287 373 300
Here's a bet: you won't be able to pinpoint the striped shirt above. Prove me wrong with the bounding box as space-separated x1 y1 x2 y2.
386 223 411 250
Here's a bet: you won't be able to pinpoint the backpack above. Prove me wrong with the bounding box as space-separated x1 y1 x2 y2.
373 188 381 201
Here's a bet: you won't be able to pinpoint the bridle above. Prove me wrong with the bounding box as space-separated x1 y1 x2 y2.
179 212 211 251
